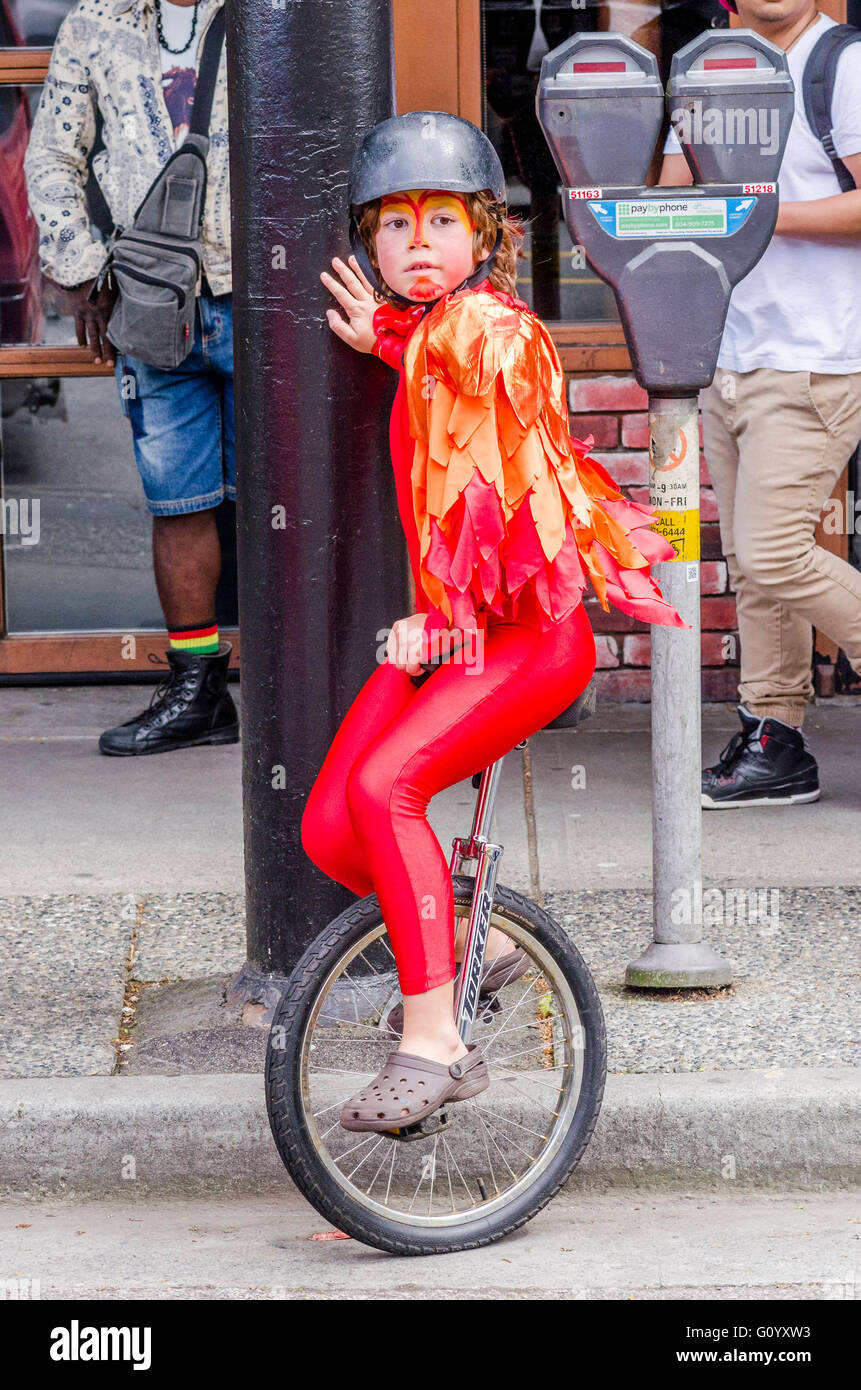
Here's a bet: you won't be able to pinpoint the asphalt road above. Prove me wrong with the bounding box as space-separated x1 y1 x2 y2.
3 1189 858 1300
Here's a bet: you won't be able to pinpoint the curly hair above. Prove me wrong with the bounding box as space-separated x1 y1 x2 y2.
355 189 524 306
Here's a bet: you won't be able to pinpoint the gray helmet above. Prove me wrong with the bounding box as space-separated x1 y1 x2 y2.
348 111 506 307
349 111 505 208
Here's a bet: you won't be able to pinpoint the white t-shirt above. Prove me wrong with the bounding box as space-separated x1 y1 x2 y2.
664 14 861 373
158 1 200 149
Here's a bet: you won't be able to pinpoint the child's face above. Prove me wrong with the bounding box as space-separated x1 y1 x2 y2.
374 189 490 302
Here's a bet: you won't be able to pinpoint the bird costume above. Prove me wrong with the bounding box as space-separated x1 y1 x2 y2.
372 283 685 640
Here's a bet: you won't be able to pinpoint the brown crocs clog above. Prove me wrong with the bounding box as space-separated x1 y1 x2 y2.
381 947 530 1038
339 1043 489 1133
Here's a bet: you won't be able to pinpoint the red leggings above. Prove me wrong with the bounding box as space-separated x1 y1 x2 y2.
300 603 596 995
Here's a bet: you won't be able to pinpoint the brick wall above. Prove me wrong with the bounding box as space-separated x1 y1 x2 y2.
568 372 740 705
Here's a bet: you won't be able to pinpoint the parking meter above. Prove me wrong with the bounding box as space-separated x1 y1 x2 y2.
536 29 793 393
536 34 664 189
536 30 795 989
667 31 794 185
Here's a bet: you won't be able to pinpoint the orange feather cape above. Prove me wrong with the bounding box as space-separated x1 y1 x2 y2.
373 286 686 634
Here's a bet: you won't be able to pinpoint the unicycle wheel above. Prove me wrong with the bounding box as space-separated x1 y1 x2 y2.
265 875 606 1256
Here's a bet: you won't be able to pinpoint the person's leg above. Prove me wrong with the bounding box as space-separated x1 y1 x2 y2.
101 297 236 754
300 659 419 899
116 293 229 631
152 510 220 631
732 368 861 725
300 650 522 976
343 605 596 1063
703 370 814 727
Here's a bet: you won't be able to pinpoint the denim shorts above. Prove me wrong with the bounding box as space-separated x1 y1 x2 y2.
114 286 235 516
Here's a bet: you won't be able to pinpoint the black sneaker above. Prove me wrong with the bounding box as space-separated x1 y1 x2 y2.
99 642 239 756
701 705 820 809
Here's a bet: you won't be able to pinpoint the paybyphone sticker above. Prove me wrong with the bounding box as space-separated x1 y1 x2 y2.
587 196 758 239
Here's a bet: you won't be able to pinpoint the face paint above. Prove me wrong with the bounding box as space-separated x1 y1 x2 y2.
379 190 474 241
375 189 480 303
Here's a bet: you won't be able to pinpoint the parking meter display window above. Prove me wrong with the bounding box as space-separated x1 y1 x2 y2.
667 29 795 184
480 0 728 324
536 34 665 188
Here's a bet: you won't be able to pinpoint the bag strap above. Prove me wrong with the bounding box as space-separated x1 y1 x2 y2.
188 3 226 139
802 23 861 192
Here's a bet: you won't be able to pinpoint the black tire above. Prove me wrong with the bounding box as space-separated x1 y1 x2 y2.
265 875 606 1256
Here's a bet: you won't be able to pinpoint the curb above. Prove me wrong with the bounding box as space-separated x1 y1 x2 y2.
2 1068 858 1199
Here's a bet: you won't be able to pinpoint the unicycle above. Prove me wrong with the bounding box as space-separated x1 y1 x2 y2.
265 683 607 1256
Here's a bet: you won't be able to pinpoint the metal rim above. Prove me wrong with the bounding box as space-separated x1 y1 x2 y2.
297 903 586 1231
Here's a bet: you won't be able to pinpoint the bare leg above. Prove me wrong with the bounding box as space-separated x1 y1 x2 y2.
152 510 221 631
400 981 468 1067
454 923 517 962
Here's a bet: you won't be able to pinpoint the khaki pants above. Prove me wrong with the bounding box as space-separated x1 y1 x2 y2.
702 367 861 727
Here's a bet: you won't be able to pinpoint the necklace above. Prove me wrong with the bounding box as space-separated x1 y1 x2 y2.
784 8 820 52
155 0 199 56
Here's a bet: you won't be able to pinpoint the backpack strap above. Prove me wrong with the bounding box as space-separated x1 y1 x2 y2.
188 3 226 139
802 23 861 192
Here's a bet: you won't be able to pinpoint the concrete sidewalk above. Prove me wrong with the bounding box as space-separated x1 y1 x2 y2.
0 684 859 1194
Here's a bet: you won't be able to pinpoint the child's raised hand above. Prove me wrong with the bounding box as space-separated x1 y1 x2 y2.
321 255 378 353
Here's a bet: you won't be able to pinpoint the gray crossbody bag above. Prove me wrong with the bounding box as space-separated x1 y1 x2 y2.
89 5 226 369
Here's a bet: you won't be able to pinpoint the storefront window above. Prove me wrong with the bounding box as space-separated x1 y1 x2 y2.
0 374 165 632
482 0 727 321
0 1 114 348
6 1 76 48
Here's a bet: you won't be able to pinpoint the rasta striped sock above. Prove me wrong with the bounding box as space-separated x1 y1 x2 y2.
169 621 219 655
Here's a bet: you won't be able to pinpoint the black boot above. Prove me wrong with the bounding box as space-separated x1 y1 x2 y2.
701 705 819 809
99 642 239 756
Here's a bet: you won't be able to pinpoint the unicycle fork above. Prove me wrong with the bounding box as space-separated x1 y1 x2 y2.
449 742 526 1042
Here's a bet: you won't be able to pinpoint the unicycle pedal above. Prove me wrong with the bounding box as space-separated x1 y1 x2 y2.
385 1109 451 1142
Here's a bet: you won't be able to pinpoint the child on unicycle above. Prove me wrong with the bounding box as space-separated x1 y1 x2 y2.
300 111 684 1136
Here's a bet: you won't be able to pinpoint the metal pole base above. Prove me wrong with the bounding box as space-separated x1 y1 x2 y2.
225 963 290 1026
625 941 733 990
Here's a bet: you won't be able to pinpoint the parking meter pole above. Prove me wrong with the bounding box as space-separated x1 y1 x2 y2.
625 396 732 987
225 0 407 1015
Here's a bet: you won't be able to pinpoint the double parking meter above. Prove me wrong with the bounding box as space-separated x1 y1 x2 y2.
536 30 794 392
536 31 794 987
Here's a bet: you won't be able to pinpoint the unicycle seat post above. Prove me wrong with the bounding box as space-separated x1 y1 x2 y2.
449 739 525 876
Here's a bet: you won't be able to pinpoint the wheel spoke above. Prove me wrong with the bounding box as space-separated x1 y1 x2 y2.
332 1132 380 1165
473 1103 548 1144
480 977 547 1061
346 1135 387 1183
471 1105 518 1181
476 1106 501 1195
441 1134 474 1203
490 1042 567 1067
428 1133 440 1216
384 1141 398 1205
490 1072 563 1112
365 1142 395 1197
472 1105 537 1160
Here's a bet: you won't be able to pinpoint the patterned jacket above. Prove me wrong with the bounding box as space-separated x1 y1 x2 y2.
24 0 230 293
